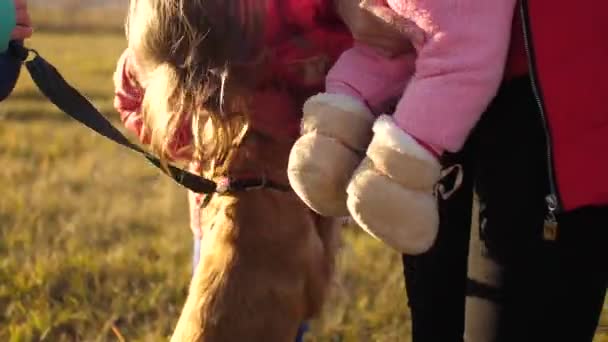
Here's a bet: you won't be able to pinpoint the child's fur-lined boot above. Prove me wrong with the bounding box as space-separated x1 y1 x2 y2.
288 93 374 217
346 115 440 254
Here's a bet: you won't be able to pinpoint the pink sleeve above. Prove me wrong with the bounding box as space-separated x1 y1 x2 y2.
113 49 149 144
326 43 416 114
113 49 194 160
387 0 518 152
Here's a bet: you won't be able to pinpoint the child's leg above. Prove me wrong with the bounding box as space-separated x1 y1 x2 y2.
467 75 608 341
295 322 309 342
465 75 547 342
192 237 201 274
402 141 475 342
189 189 203 273
524 207 607 341
473 184 608 342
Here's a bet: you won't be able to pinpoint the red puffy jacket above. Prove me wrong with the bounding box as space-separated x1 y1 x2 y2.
506 0 608 212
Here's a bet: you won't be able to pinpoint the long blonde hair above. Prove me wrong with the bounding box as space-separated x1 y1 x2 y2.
126 0 264 172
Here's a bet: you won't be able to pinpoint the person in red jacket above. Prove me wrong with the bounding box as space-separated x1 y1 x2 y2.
469 2 607 341
338 0 607 341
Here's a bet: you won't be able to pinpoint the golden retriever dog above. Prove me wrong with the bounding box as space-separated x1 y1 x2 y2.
170 130 341 342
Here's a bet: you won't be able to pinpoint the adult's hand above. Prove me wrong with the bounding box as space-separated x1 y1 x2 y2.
334 0 413 57
10 0 33 40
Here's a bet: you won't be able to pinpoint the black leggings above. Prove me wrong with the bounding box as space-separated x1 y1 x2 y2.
402 144 475 342
402 76 608 342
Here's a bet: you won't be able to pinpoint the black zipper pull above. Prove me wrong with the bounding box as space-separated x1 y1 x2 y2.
543 194 559 241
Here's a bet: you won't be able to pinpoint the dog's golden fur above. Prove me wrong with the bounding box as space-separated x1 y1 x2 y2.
171 131 341 342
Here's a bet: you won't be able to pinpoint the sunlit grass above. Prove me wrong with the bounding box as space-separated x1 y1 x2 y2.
0 29 411 341
0 9 605 342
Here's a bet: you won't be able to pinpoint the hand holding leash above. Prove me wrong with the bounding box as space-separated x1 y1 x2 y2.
0 0 16 52
10 0 32 40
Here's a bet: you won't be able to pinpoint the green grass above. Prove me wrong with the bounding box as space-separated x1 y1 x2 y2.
1 21 606 342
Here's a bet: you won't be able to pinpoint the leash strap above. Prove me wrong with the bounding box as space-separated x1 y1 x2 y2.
9 42 221 194
9 43 292 194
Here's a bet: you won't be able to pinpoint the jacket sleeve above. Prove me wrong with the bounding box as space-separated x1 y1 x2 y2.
326 43 416 114
0 43 22 101
113 48 194 160
113 49 149 144
386 0 518 152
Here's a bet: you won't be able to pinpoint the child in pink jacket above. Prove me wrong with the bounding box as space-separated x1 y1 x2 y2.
114 1 351 340
114 1 352 243
288 0 518 253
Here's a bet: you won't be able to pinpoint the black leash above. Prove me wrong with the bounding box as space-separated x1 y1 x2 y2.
8 42 290 195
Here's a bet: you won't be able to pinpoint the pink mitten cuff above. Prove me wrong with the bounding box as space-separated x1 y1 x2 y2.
411 135 443 159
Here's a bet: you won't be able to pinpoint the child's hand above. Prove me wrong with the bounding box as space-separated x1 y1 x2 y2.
335 0 412 57
11 0 33 40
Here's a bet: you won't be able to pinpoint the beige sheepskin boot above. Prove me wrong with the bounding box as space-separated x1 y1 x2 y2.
288 93 374 217
346 115 441 254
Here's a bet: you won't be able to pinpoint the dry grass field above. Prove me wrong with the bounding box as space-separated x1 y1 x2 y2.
0 6 605 342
